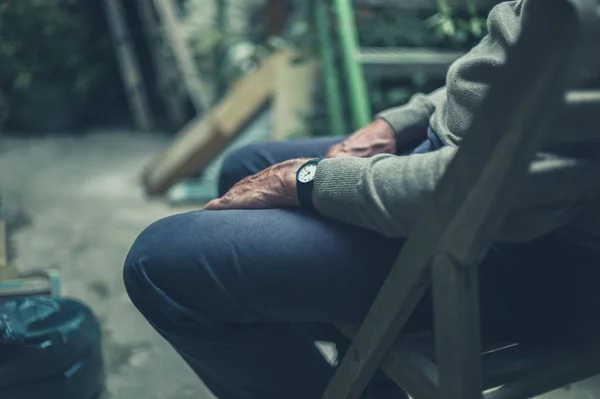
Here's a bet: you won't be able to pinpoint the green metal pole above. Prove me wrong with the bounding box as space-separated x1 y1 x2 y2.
333 0 371 130
315 0 347 136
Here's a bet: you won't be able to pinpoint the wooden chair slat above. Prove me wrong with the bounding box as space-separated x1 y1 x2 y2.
484 337 600 399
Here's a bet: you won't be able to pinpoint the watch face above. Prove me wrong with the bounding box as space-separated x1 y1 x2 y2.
298 163 318 183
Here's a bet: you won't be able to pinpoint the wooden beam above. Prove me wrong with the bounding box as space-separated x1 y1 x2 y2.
0 197 16 282
0 278 52 297
136 0 187 128
152 0 210 114
358 47 464 78
142 54 279 195
272 51 318 141
103 0 154 131
0 202 15 283
353 0 501 10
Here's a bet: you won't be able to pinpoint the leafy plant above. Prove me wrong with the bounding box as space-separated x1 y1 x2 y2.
426 0 488 48
0 0 111 100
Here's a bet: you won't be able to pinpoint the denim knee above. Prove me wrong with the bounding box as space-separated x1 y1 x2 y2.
123 214 206 323
123 216 175 321
123 212 228 330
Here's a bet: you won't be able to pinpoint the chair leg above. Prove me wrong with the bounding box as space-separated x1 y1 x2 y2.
433 253 483 399
321 253 433 399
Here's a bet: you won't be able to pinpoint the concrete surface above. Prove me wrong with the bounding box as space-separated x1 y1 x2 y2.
0 131 215 399
1 130 600 399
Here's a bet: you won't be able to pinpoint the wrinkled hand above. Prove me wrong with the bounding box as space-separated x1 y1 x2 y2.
204 158 309 210
325 118 397 159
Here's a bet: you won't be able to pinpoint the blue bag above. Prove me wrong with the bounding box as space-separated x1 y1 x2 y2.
0 297 105 399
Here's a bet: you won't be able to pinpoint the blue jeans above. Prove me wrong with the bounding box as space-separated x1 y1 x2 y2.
124 136 597 399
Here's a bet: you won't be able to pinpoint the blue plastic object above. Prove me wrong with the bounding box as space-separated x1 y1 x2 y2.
0 297 105 399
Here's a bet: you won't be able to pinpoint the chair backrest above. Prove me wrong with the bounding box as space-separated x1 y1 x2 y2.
323 1 600 398
429 1 600 397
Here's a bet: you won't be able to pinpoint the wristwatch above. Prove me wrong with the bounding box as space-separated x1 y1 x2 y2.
296 158 322 212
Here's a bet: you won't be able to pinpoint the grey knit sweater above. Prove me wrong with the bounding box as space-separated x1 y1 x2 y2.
313 0 600 246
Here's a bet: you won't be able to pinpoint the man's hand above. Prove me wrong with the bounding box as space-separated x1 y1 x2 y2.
325 118 396 159
204 158 309 211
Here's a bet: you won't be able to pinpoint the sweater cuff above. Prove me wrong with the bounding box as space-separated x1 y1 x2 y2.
375 107 428 148
375 109 405 134
313 157 368 220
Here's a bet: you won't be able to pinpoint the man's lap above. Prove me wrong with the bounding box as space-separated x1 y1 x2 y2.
125 137 440 332
125 136 597 341
124 208 405 328
125 137 398 325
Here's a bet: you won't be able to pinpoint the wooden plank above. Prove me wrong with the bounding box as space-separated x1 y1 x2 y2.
142 54 277 195
152 0 210 114
0 278 51 297
357 47 464 65
352 0 501 10
103 0 153 131
358 47 464 78
272 51 318 141
0 198 18 282
322 1 581 398
136 0 187 128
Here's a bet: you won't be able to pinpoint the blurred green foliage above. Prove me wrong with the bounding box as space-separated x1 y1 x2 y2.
354 2 488 49
0 0 495 132
0 0 123 131
427 0 487 47
353 2 490 113
0 0 109 98
309 0 492 136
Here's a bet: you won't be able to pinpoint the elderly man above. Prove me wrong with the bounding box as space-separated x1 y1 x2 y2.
123 1 600 398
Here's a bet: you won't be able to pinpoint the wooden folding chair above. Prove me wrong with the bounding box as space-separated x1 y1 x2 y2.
322 0 600 398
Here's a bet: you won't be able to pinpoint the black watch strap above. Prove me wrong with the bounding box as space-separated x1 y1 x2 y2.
296 158 321 212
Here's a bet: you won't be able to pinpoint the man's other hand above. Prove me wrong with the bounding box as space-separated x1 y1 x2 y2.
204 158 309 211
324 119 396 159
